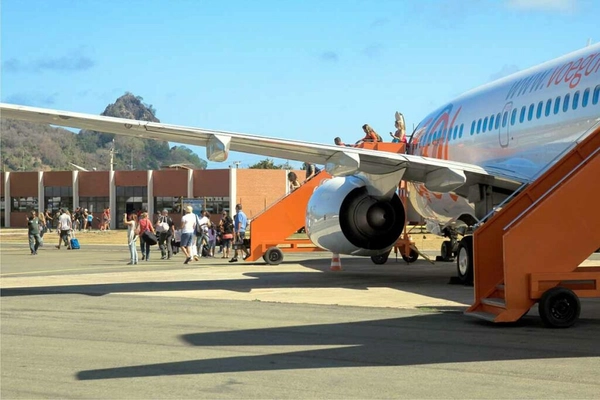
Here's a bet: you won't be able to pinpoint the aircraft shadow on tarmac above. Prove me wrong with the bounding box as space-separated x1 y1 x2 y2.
0 257 471 307
75 312 600 380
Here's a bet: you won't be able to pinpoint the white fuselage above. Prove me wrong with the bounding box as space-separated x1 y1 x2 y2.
407 44 600 230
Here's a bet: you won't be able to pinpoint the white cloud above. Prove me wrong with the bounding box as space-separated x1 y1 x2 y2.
506 0 577 12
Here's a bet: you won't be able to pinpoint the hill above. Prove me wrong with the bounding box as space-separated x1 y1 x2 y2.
1 93 207 171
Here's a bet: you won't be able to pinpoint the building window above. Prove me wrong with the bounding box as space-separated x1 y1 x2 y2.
554 96 561 114
116 186 148 229
155 196 183 214
44 186 73 213
545 99 552 117
536 101 543 119
195 197 230 216
12 196 38 212
572 90 580 110
510 109 517 126
582 88 590 107
563 93 570 112
593 85 600 105
79 197 110 214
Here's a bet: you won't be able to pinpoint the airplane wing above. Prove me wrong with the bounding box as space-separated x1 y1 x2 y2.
0 103 525 196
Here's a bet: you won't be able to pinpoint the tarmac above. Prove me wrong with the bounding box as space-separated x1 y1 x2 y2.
1 240 599 399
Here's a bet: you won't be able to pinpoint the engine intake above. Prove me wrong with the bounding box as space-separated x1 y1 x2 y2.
306 176 405 256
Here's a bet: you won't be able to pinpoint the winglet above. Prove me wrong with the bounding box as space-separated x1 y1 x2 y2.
206 134 231 162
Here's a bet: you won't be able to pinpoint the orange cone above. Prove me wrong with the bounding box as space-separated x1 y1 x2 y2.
330 253 342 271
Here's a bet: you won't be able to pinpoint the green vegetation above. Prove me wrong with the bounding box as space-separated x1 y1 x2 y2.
1 92 207 171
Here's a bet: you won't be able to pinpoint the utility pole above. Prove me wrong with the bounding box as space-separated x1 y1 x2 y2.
109 139 118 171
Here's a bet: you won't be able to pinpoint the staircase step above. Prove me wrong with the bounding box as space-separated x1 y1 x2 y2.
481 297 506 308
465 311 497 322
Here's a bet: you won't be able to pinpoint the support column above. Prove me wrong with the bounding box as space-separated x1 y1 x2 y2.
229 167 237 214
285 169 290 195
147 170 154 218
72 170 79 211
187 169 194 199
4 172 10 227
109 170 116 229
38 171 44 215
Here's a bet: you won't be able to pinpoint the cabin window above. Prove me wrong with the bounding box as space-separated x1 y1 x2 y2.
545 99 552 117
528 104 534 121
459 124 464 138
536 101 543 119
470 121 475 135
502 112 508 127
495 113 501 129
483 117 488 132
510 109 517 126
554 96 561 114
582 88 590 107
519 106 526 123
454 126 458 140
477 119 482 134
489 114 495 130
572 91 580 110
563 93 570 112
593 85 600 105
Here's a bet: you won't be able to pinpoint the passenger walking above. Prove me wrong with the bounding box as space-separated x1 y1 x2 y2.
156 209 174 260
230 204 250 262
56 209 72 249
26 210 42 255
138 212 155 261
44 209 53 229
288 172 301 191
123 213 139 265
208 225 217 257
180 206 197 264
220 211 234 259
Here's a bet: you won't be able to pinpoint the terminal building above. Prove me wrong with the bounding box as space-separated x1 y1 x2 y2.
0 168 304 229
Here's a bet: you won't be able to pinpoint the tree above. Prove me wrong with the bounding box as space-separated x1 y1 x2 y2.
248 158 283 169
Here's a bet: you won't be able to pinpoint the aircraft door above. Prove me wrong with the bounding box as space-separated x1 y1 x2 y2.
498 102 512 148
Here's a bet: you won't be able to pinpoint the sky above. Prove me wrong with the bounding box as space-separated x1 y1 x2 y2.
1 0 598 169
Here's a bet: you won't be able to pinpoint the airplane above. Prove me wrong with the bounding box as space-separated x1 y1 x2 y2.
2 43 600 284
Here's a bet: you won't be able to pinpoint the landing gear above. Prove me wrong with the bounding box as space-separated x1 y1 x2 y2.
371 251 390 265
538 287 581 328
456 236 473 285
440 240 454 262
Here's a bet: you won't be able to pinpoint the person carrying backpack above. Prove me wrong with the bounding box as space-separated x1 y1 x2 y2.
220 211 234 260
138 212 156 261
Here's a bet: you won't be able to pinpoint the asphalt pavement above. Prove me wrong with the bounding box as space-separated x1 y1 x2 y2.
1 242 599 399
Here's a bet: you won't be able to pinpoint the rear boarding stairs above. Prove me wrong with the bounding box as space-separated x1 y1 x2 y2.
466 122 600 328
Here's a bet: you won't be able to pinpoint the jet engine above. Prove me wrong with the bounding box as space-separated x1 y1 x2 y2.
306 176 405 256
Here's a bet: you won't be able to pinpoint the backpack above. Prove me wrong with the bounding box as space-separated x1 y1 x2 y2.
195 215 203 236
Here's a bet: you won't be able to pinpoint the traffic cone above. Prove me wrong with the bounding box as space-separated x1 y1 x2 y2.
330 253 342 271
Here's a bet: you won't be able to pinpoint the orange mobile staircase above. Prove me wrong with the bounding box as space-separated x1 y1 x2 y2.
247 171 331 264
465 122 600 328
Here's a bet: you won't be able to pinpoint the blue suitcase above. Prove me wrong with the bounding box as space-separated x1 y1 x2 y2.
70 238 80 250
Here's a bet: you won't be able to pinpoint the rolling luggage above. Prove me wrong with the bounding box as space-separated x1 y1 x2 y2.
70 237 80 249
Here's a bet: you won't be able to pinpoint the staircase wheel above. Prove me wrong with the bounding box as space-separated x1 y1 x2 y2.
401 248 419 263
538 287 581 328
456 236 473 285
264 247 284 265
440 240 453 262
371 251 390 265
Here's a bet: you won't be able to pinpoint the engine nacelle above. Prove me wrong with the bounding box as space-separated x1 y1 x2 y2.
306 176 405 256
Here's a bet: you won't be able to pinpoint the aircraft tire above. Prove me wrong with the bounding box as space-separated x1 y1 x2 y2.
264 247 284 265
456 236 473 285
371 251 390 265
538 287 580 328
440 240 454 262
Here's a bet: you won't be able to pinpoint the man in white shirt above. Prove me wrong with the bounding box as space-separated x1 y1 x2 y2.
180 206 197 264
56 209 72 249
